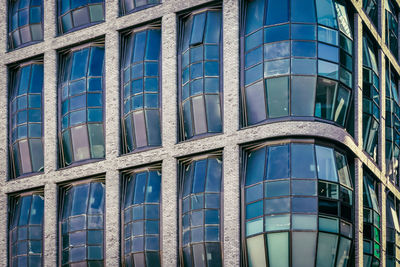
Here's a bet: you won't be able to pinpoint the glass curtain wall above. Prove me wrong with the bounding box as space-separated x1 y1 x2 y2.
121 25 162 153
120 0 160 15
179 154 223 266
121 167 162 267
58 42 105 168
387 194 400 267
241 0 353 128
385 0 399 59
243 140 354 267
362 36 380 162
9 61 44 178
363 0 378 28
178 7 223 141
8 0 43 50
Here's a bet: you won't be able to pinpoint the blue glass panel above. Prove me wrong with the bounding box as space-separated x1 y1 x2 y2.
266 0 289 25
246 200 263 219
265 198 290 214
245 81 266 125
70 94 86 110
88 182 104 214
316 0 338 28
245 147 266 186
245 46 263 68
245 64 263 85
246 183 263 203
264 24 290 43
245 0 264 34
291 24 316 40
19 0 29 8
318 26 339 45
145 110 161 146
145 171 161 202
266 145 289 179
264 41 290 60
291 143 317 178
191 62 203 79
71 0 87 10
19 9 29 26
88 46 104 76
291 58 316 75
291 41 316 57
205 158 222 192
133 31 146 63
29 95 41 108
205 11 221 44
182 17 193 51
28 109 41 122
144 62 158 76
318 60 339 80
134 173 147 204
245 29 263 51
62 14 73 33
19 196 32 226
144 78 158 92
71 184 89 216
88 93 102 107
19 66 30 95
30 7 41 24
204 61 219 76
205 95 222 132
291 0 316 23
145 29 161 60
292 197 318 213
71 48 89 80
265 180 290 197
193 160 207 193
88 108 102 122
264 59 290 77
190 12 206 45
318 43 339 62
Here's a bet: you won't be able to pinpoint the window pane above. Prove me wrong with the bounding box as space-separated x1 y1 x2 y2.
291 76 316 116
292 232 317 267
316 233 339 266
245 0 265 34
266 145 289 179
266 0 289 25
291 144 317 178
291 0 316 23
267 232 289 267
246 235 266 267
245 81 266 125
316 146 338 182
266 76 289 118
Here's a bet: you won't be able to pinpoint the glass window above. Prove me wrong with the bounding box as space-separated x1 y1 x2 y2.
386 195 400 266
9 61 44 178
243 140 354 266
363 0 378 27
121 27 161 153
179 9 222 140
58 43 105 167
363 173 381 266
121 0 160 15
59 179 105 266
180 155 223 266
58 0 104 34
122 168 161 267
241 0 353 128
8 0 43 49
9 192 44 267
386 0 399 59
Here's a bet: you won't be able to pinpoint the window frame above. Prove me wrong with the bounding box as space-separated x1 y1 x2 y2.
57 175 106 267
57 40 106 169
8 58 45 180
119 22 163 155
119 0 161 17
120 163 162 267
178 151 224 267
240 138 355 267
177 4 224 142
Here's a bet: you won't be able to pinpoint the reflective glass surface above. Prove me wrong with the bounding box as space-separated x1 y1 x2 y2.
122 169 161 267
180 155 223 266
59 44 105 167
179 9 223 140
10 62 44 178
60 180 105 266
8 0 43 49
121 0 160 15
385 0 398 59
243 141 354 267
363 0 378 27
9 193 44 267
242 0 353 128
58 0 104 34
386 196 400 266
362 36 380 162
121 27 161 153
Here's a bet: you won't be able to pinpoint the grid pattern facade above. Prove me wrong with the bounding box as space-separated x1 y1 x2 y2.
2 0 400 266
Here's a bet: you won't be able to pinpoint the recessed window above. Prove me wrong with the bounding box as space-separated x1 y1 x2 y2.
178 8 223 141
121 167 162 266
386 194 400 266
241 0 353 128
59 178 105 266
121 26 161 153
8 0 43 50
179 154 223 266
58 0 105 34
362 36 380 162
120 0 160 15
363 172 381 266
9 61 44 179
386 64 400 185
9 192 44 267
243 140 354 266
58 43 105 168
385 0 399 59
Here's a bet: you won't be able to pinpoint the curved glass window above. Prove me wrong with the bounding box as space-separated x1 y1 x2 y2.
362 36 380 161
386 64 400 185
242 140 354 267
121 0 160 15
121 26 161 153
363 0 378 28
122 167 161 267
58 43 105 168
58 0 104 34
9 61 44 179
9 192 44 267
179 154 223 266
387 194 400 267
8 0 43 50
178 8 223 141
59 179 105 266
241 0 353 128
363 173 381 266
386 0 399 59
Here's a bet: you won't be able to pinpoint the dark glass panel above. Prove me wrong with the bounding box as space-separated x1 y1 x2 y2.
266 145 289 179
246 147 266 186
291 144 316 178
245 81 266 125
265 0 289 25
266 76 289 118
292 232 317 267
245 0 265 34
291 76 316 116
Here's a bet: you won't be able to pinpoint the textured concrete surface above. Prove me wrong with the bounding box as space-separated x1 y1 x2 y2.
0 0 400 266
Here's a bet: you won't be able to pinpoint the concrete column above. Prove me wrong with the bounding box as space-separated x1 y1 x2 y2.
43 181 57 267
354 14 364 149
105 170 120 266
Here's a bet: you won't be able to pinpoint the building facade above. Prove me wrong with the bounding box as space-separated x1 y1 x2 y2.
1 0 400 266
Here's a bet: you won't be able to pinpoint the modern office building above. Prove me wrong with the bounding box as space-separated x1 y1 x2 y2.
1 0 400 266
